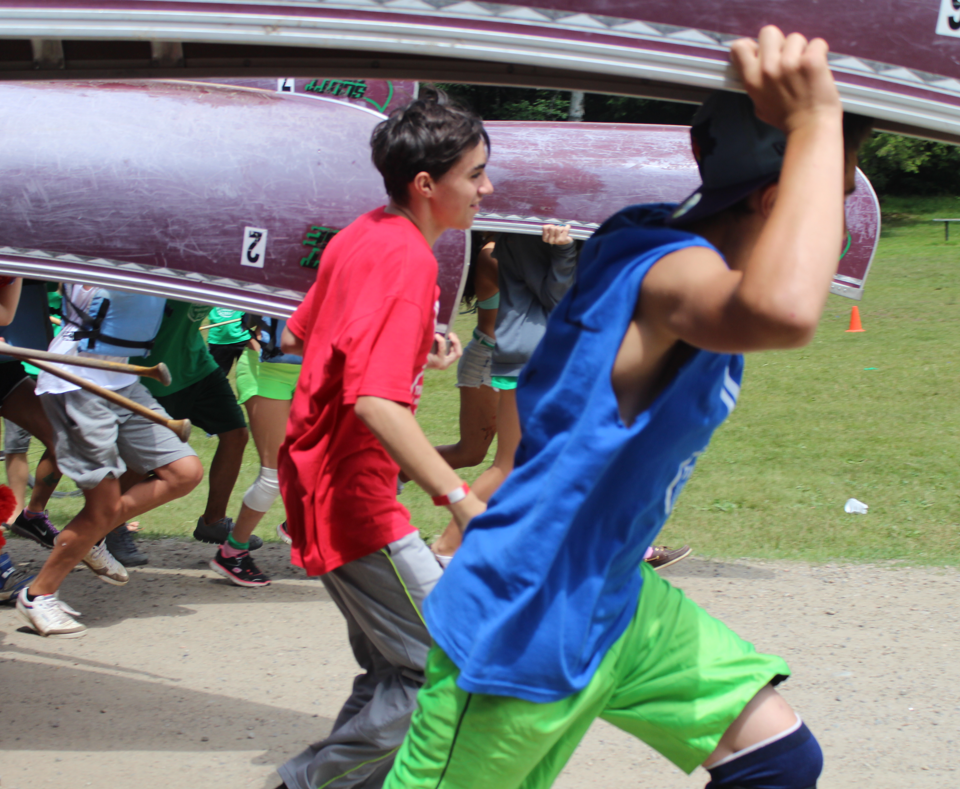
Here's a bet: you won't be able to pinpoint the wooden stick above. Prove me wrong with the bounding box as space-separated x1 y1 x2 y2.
50 315 62 326
28 358 191 442
200 317 243 332
0 341 172 387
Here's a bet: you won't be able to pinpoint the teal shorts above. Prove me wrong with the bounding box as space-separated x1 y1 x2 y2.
384 562 789 788
490 374 518 391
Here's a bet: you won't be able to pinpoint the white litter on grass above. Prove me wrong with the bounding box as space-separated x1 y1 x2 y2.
844 498 869 514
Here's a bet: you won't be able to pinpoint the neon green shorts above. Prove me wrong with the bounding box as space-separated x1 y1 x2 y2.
256 362 302 401
385 562 789 788
235 347 260 405
236 351 301 403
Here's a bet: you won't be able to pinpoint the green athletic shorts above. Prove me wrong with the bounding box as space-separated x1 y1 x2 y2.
490 375 518 391
384 562 789 788
235 347 260 405
256 362 302 401
155 367 246 436
235 350 301 403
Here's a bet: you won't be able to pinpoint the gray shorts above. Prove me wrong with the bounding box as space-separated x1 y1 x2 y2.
40 383 197 490
3 418 32 455
456 329 494 389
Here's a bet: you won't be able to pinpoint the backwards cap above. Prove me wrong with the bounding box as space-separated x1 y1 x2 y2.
669 91 786 226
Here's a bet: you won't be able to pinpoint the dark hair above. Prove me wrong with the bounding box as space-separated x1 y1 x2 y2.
370 88 490 205
843 112 874 154
715 112 875 221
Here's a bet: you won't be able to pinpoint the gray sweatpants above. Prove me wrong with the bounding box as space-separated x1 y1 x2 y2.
278 531 442 789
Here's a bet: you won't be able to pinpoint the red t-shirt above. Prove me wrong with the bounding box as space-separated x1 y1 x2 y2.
279 208 439 575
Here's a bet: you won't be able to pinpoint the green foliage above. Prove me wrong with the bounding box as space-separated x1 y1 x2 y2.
433 85 568 121
433 84 694 125
858 132 960 195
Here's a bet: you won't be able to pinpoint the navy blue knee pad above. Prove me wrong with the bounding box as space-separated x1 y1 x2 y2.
705 722 823 789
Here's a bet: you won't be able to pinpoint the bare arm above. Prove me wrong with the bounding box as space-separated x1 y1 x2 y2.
524 225 577 310
354 396 485 531
643 28 844 354
280 325 303 356
0 278 24 326
474 241 500 302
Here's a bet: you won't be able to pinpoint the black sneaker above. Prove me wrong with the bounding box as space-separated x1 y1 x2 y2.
104 523 148 567
209 548 271 587
644 545 692 571
193 517 263 550
11 510 60 549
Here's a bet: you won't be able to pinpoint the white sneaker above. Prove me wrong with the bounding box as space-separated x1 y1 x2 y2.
82 541 130 586
16 588 87 638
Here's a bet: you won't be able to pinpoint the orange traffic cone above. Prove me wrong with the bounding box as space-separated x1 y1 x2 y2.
846 306 865 333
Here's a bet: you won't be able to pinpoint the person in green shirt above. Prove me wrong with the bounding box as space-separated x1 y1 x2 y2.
205 307 251 376
129 300 260 552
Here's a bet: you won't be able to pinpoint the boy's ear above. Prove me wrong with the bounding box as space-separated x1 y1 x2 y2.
758 182 779 218
409 171 435 201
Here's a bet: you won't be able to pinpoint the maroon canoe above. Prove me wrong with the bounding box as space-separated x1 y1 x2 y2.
0 81 880 319
1 1 960 142
0 78 467 330
480 121 879 301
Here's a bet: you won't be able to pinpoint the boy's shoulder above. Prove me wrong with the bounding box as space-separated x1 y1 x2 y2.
576 203 708 284
325 208 436 284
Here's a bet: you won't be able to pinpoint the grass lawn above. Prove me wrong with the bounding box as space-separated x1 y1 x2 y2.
23 195 960 565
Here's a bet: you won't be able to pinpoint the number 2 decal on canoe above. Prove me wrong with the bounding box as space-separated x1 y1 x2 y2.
937 0 960 35
241 226 268 268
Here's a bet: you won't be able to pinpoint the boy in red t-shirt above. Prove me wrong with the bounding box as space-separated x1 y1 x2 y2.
273 95 491 789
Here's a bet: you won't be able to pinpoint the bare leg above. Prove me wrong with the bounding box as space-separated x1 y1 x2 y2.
28 457 202 596
232 396 289 544
432 389 519 556
4 452 29 522
703 684 800 768
435 385 499 470
201 426 248 524
1 380 62 510
28 477 122 596
118 455 203 525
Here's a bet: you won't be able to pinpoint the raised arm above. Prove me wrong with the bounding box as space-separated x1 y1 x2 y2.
508 226 577 311
0 277 24 326
643 27 844 354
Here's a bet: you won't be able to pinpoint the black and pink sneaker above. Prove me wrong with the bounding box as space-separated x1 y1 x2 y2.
11 510 59 549
209 548 271 588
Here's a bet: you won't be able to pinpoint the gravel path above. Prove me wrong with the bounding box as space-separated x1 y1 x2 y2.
1 539 957 788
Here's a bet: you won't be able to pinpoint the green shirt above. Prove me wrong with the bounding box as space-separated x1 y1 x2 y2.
206 307 250 345
132 300 218 396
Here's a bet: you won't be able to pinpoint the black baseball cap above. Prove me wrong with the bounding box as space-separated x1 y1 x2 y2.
669 92 786 226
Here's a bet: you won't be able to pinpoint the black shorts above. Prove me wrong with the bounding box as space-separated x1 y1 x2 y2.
209 340 247 376
0 361 28 405
154 367 246 435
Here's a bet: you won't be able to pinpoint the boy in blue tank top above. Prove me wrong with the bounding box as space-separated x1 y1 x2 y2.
384 27 873 789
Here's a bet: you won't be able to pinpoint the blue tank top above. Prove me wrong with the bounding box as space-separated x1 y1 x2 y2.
424 205 744 702
259 317 303 365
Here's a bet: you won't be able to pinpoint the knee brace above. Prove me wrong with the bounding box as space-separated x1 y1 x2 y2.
242 466 280 513
705 719 823 789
